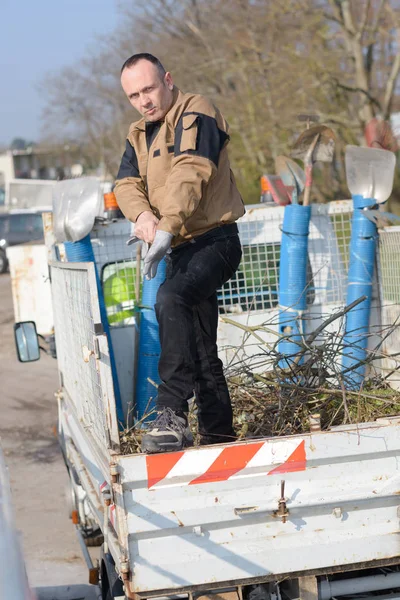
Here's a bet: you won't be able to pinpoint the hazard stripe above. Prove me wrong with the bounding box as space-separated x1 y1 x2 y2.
145 440 308 488
146 451 185 489
267 440 306 475
189 442 264 485
157 447 225 486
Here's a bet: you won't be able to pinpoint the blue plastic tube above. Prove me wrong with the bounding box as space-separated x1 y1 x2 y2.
64 235 125 427
342 195 377 389
278 204 312 367
135 258 167 422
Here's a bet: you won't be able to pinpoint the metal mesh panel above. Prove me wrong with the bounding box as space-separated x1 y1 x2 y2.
87 204 353 322
51 263 109 450
378 227 400 388
91 222 138 327
218 201 353 313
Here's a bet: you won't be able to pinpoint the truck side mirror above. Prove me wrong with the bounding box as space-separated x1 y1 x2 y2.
14 321 40 362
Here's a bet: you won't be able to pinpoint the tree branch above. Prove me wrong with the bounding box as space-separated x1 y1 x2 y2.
382 28 400 118
334 80 382 110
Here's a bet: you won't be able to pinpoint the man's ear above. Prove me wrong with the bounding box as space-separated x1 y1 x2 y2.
165 72 174 91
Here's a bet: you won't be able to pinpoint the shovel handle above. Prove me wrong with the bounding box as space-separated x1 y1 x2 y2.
302 134 320 206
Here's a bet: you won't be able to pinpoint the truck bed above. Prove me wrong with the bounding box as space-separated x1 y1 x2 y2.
60 393 400 596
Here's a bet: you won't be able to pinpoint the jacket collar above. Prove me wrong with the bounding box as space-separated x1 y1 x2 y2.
132 86 183 131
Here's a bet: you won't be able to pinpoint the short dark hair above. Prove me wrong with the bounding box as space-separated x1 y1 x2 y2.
120 53 166 79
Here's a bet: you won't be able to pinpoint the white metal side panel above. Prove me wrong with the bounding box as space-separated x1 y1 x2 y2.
118 423 400 594
7 244 53 335
50 261 120 457
59 397 107 519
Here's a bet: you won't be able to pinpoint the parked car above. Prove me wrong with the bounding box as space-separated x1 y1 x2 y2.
0 212 44 273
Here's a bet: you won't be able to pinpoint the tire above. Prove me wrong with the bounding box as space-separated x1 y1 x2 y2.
101 545 126 600
0 249 7 274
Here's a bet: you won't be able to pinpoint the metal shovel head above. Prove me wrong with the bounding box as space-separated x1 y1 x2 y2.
291 125 336 163
275 156 306 202
262 174 291 206
345 145 396 204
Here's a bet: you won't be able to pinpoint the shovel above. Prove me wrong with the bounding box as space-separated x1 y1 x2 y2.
291 125 336 206
275 156 306 204
345 145 396 205
342 145 396 389
261 174 291 206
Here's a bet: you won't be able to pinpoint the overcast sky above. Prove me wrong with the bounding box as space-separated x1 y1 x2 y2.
0 0 121 147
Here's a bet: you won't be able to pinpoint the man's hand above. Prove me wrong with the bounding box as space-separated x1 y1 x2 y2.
134 211 159 244
143 231 173 280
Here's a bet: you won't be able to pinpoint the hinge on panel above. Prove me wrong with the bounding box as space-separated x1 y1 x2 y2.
94 337 100 359
110 462 119 484
94 322 104 335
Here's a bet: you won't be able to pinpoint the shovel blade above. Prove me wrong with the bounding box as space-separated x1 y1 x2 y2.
345 145 396 204
262 174 291 206
275 156 306 200
291 125 336 163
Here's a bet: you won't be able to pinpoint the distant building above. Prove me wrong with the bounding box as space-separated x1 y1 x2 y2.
0 145 84 210
0 145 82 183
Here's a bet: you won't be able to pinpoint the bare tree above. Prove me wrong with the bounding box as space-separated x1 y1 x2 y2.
40 0 400 204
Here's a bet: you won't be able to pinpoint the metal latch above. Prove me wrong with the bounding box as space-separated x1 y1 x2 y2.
274 480 289 523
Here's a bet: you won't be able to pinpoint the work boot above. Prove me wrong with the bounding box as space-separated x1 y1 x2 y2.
141 407 192 454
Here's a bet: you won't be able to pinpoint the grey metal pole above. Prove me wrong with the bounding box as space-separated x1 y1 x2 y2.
320 572 400 599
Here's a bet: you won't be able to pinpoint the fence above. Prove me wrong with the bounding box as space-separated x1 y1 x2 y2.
89 201 354 324
51 261 119 454
218 201 352 314
378 226 400 389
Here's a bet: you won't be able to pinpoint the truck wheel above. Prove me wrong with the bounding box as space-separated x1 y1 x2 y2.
101 545 126 600
0 250 8 274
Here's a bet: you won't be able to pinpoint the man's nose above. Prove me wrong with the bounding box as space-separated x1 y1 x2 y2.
141 93 151 106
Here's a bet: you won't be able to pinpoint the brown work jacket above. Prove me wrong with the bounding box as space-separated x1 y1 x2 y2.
114 87 245 247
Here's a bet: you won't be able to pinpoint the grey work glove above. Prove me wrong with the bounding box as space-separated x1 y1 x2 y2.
126 226 149 259
143 230 173 280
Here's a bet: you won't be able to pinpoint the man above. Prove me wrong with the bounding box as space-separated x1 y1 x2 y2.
114 53 245 453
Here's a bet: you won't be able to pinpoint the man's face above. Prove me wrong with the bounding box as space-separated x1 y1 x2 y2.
121 60 174 122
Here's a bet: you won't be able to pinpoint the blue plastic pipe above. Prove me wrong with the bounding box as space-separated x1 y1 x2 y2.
64 235 125 427
278 204 312 367
342 195 377 389
135 258 167 422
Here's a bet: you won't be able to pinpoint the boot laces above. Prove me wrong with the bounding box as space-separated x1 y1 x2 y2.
152 407 187 433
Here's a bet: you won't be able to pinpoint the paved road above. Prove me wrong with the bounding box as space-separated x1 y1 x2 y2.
0 273 100 600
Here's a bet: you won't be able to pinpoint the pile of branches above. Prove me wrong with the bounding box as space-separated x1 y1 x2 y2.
229 374 400 441
226 298 400 440
120 300 400 454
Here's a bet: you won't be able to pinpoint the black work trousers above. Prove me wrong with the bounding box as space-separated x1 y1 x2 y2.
155 224 242 443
